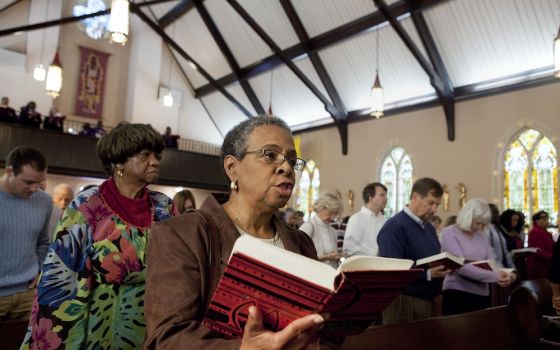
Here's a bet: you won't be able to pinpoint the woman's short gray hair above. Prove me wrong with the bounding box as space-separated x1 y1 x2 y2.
220 115 291 163
456 198 491 231
313 193 343 216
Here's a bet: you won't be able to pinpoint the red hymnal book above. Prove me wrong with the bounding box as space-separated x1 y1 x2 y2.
416 252 465 270
202 235 422 338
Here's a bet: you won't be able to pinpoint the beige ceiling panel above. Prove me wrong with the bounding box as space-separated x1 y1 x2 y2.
425 0 560 86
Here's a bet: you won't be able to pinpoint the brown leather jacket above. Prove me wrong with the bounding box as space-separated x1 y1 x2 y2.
144 195 341 349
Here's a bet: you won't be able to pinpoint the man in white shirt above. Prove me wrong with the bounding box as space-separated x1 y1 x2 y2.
343 182 388 256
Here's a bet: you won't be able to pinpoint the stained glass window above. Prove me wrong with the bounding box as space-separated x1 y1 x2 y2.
504 129 558 226
73 0 110 40
380 147 414 218
296 160 320 221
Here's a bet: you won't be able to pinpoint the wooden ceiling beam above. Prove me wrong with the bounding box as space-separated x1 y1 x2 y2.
280 0 349 154
226 0 337 113
194 0 264 115
372 0 455 141
131 4 254 119
195 0 451 98
158 0 195 29
408 4 455 140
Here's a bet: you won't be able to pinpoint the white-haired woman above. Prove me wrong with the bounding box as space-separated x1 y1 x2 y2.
299 193 343 268
440 198 517 315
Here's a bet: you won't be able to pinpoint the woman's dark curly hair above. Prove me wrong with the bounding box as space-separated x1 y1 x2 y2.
96 122 164 176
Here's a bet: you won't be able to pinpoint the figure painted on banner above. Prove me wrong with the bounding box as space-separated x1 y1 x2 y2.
79 53 104 114
442 184 449 211
456 183 467 208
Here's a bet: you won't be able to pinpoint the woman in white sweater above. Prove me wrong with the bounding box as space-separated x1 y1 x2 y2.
299 193 343 268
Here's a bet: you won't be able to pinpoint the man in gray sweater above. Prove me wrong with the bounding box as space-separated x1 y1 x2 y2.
0 147 52 321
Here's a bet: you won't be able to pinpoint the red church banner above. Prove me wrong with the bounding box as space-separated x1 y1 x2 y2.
74 46 110 119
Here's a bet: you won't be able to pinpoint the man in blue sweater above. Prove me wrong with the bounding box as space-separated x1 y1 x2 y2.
0 147 52 321
377 177 451 324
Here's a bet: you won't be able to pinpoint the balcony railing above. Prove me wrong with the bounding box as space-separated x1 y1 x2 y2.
64 119 221 156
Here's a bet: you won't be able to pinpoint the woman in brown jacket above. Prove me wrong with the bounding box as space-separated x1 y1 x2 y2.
144 115 341 349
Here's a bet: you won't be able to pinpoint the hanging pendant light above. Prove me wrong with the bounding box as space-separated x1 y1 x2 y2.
370 71 383 118
370 28 384 118
34 64 47 81
45 51 62 98
554 25 560 78
108 0 129 45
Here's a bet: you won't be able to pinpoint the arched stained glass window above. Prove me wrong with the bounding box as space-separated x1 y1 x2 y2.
504 129 558 225
296 160 320 221
380 147 414 218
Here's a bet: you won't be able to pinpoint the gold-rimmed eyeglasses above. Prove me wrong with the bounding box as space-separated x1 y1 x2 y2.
244 148 306 171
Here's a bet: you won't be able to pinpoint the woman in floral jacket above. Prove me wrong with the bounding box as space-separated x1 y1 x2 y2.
21 122 174 349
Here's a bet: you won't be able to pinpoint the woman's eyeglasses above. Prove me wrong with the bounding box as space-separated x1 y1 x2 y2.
244 148 306 171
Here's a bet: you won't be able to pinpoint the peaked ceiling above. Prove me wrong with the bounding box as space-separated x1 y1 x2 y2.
1 0 560 154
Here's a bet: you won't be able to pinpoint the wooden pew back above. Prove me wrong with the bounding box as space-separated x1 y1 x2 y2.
343 286 559 350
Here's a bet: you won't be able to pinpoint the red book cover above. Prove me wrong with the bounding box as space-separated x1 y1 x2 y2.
416 252 464 270
202 236 422 337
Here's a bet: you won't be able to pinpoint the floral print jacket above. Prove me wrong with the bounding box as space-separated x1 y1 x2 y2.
21 185 173 350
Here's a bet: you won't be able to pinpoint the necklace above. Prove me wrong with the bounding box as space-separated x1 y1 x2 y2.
227 202 280 244
228 202 252 235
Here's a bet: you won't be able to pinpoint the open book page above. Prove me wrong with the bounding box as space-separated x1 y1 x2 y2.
510 247 538 254
231 234 338 290
416 252 464 269
338 255 414 272
204 235 422 337
468 259 514 273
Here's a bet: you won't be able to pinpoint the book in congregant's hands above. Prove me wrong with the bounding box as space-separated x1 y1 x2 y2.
202 235 422 338
510 247 539 255
468 259 515 273
415 252 465 270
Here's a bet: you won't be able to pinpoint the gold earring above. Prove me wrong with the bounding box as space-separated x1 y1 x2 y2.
117 166 124 178
230 180 238 191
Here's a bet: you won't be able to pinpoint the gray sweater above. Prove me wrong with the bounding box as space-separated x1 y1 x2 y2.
0 189 52 297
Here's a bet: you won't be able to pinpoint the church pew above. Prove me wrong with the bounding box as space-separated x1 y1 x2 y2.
342 286 560 350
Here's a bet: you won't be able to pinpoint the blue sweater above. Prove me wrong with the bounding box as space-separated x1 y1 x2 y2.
377 210 442 299
0 189 52 297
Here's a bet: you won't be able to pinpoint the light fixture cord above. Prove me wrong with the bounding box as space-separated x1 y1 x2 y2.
375 27 380 74
39 0 50 64
268 68 274 112
167 23 175 88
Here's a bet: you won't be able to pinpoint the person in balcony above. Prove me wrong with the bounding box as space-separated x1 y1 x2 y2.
43 107 65 132
0 96 17 124
18 101 41 128
162 126 179 149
